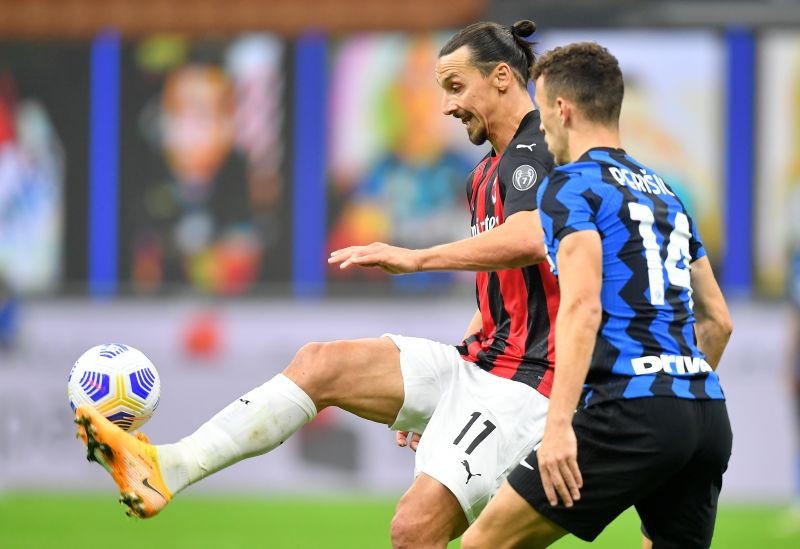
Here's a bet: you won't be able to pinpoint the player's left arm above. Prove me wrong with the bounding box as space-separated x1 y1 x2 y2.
537 229 602 508
328 209 546 273
690 256 733 369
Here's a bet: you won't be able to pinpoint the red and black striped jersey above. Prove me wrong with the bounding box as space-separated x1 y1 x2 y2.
456 111 559 397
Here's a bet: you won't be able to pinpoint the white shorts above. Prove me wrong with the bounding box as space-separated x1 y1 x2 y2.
385 334 549 523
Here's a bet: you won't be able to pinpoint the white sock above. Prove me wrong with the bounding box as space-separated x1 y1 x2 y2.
155 374 317 494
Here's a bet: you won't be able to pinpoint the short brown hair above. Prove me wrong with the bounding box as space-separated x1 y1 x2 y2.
532 42 624 124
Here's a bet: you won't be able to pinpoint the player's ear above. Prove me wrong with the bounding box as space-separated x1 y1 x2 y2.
556 97 571 126
493 62 513 92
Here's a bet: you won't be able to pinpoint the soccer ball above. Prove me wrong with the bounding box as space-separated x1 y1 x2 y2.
67 343 160 432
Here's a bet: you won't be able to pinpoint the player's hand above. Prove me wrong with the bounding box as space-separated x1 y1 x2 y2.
536 424 583 507
328 242 421 274
395 431 421 452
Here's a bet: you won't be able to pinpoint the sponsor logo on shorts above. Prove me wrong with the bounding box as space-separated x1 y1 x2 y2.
519 457 535 471
461 460 482 485
631 355 712 376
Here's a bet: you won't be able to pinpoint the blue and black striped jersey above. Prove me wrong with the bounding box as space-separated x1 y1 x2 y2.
536 147 725 407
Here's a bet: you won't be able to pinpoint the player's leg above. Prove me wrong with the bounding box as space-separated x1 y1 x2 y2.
391 361 550 548
636 400 732 549
464 398 687 548
76 337 409 517
461 482 566 549
284 337 405 423
158 337 406 484
391 473 468 548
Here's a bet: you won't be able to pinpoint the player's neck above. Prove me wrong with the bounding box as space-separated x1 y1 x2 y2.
489 94 535 156
568 124 622 163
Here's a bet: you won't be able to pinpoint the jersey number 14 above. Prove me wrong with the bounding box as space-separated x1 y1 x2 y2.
628 202 692 306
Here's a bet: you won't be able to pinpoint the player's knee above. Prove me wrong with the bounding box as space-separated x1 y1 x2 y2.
285 342 335 394
390 504 443 548
286 341 357 399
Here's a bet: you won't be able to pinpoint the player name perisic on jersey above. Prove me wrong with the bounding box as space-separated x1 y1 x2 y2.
631 355 713 376
608 166 675 197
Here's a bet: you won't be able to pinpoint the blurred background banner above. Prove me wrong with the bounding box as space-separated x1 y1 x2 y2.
0 42 90 295
756 30 800 298
326 32 486 294
118 34 290 296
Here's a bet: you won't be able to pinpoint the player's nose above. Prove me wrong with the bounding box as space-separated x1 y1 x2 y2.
441 94 457 116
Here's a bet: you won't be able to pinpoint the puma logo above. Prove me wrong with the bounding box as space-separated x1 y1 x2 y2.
461 460 482 485
516 143 536 151
239 398 251 405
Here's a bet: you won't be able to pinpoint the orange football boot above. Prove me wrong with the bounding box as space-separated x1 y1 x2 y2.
75 404 172 518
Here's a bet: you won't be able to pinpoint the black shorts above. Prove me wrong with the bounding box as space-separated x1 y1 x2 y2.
508 397 732 548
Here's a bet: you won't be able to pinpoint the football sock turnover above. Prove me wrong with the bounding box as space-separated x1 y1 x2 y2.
155 374 317 494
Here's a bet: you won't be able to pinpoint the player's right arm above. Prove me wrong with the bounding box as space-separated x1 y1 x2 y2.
328 209 546 273
690 256 733 369
418 209 546 271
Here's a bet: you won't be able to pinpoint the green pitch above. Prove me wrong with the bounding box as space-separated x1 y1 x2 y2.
1 493 798 548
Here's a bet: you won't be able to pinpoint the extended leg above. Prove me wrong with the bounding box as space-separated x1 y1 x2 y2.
76 337 407 517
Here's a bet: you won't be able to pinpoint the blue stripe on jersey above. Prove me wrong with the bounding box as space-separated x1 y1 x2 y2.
705 375 725 399
537 147 725 406
623 374 654 399
670 377 693 399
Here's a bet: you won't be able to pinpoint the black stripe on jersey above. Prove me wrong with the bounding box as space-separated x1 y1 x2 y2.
541 171 574 241
650 372 675 395
512 265 552 386
687 215 704 261
469 158 499 227
467 155 493 214
689 376 709 399
483 271 507 367
586 310 621 385
580 188 602 228
520 267 548 363
484 168 497 213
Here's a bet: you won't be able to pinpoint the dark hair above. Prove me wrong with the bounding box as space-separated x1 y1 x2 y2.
439 20 537 87
531 42 624 124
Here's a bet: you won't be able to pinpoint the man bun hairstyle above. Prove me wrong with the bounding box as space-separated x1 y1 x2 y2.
439 20 538 87
532 42 624 125
511 19 536 38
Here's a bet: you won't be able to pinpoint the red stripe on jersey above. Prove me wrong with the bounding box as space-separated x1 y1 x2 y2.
473 157 500 342
536 262 560 397
466 337 484 361
458 149 556 395
493 268 529 378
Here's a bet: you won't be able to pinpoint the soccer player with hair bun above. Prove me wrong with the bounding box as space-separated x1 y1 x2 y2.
75 19 561 547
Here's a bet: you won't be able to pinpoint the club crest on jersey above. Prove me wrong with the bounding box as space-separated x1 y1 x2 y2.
512 165 537 191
